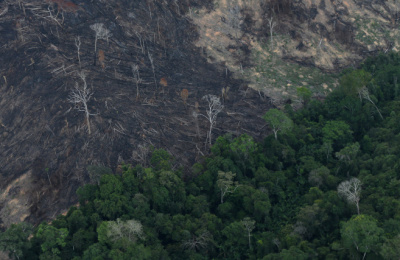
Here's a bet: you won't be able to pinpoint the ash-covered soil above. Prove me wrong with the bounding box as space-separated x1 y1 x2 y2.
0 0 272 226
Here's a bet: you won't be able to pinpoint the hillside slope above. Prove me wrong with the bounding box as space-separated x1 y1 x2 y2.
193 0 400 104
0 0 398 226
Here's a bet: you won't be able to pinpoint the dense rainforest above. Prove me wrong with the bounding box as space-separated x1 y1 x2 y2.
2 52 400 259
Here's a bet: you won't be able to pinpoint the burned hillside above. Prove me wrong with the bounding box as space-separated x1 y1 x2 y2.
0 0 399 226
0 0 271 226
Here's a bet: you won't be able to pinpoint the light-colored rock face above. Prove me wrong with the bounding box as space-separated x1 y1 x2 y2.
190 0 399 104
0 171 32 228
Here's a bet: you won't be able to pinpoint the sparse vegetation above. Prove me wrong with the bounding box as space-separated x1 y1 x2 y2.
246 46 337 104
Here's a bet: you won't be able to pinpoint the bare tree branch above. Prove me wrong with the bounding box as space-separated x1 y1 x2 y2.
338 178 362 215
199 95 223 147
75 36 81 68
267 16 277 50
131 64 142 99
358 87 383 119
182 230 212 252
68 72 94 135
90 23 112 59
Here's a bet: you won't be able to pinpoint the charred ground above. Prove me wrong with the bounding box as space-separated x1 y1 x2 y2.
0 0 271 226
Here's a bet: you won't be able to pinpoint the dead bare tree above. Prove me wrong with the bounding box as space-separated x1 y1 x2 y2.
132 144 150 169
45 6 64 27
105 218 144 243
338 177 362 215
199 95 224 147
68 72 94 135
241 217 256 250
182 230 212 252
131 64 142 99
135 31 146 54
148 51 158 90
267 16 277 50
217 171 239 204
358 87 383 119
90 23 112 63
75 36 81 68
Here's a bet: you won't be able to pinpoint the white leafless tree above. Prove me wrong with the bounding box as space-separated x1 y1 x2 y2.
268 16 277 50
90 23 112 56
147 51 157 89
199 95 224 146
131 64 142 98
132 144 150 168
358 86 383 119
135 31 146 54
123 219 144 242
217 171 239 204
45 6 64 27
68 72 94 135
75 36 81 68
338 178 362 215
241 217 256 249
182 230 212 252
106 218 144 243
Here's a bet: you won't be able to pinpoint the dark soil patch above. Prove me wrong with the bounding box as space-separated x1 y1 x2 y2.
0 0 272 224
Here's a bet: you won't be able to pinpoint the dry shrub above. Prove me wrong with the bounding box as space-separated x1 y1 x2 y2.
160 77 168 87
181 89 189 105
